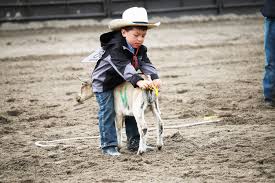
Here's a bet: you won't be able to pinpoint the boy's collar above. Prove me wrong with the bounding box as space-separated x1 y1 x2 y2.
122 46 133 54
122 40 144 55
126 41 135 54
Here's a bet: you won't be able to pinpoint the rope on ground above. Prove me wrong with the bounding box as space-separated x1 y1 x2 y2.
35 136 99 147
34 116 221 148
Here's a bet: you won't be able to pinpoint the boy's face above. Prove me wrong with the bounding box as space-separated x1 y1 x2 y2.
121 27 147 49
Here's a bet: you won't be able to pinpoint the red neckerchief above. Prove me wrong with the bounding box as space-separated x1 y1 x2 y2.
131 47 139 69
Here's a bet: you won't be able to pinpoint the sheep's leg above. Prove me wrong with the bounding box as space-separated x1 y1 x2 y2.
156 97 161 115
152 101 163 150
115 113 124 151
133 108 148 155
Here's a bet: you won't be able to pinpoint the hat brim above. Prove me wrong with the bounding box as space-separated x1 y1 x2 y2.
109 19 160 31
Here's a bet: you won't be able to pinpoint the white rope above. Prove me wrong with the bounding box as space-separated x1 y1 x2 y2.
35 136 99 147
34 118 221 148
162 119 220 130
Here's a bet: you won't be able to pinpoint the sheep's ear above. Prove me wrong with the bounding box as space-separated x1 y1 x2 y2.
82 81 89 86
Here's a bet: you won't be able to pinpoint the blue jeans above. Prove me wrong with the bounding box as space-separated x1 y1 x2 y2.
125 116 140 141
95 90 139 149
263 18 275 102
95 91 117 148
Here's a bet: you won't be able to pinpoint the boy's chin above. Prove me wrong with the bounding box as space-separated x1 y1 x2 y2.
132 45 141 49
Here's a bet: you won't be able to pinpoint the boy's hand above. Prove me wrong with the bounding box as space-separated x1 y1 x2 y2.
152 79 162 89
137 80 152 89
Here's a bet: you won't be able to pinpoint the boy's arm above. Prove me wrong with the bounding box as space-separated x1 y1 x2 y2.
139 50 159 80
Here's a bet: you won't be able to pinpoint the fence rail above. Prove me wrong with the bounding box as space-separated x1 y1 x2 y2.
0 0 264 22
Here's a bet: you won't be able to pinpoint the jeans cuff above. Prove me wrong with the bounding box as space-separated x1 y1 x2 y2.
101 142 118 149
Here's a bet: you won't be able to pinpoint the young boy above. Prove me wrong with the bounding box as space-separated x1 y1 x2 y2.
91 7 161 156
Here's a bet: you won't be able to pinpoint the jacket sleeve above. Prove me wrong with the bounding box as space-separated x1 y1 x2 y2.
139 48 159 80
109 47 143 87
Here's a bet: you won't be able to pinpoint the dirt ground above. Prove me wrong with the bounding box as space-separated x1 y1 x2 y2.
0 14 274 183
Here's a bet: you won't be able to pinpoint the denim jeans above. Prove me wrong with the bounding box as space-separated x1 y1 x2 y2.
95 90 139 149
95 91 117 148
125 116 140 141
263 18 275 102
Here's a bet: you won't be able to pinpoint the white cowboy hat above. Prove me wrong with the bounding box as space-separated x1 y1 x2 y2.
109 7 160 31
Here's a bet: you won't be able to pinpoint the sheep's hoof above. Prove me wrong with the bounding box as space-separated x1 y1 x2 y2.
137 149 145 155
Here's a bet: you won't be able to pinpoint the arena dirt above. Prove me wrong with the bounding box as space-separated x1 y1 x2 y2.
0 15 274 183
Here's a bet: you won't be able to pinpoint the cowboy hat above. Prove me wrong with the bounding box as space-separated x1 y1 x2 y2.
109 7 160 31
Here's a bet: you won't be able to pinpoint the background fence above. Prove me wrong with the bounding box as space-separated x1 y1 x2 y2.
0 0 264 22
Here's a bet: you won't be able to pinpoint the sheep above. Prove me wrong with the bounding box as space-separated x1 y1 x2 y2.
76 77 163 155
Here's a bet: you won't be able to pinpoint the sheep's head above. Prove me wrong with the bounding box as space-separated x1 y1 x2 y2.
76 80 94 103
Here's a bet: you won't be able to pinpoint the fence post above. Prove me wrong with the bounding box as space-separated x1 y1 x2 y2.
217 0 223 14
104 0 112 18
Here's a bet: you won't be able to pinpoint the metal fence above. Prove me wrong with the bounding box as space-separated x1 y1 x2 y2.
0 0 264 22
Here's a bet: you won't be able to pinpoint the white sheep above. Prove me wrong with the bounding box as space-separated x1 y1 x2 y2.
76 77 163 155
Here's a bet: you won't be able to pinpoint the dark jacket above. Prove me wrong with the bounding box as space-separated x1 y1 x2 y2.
91 31 159 92
261 0 275 18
